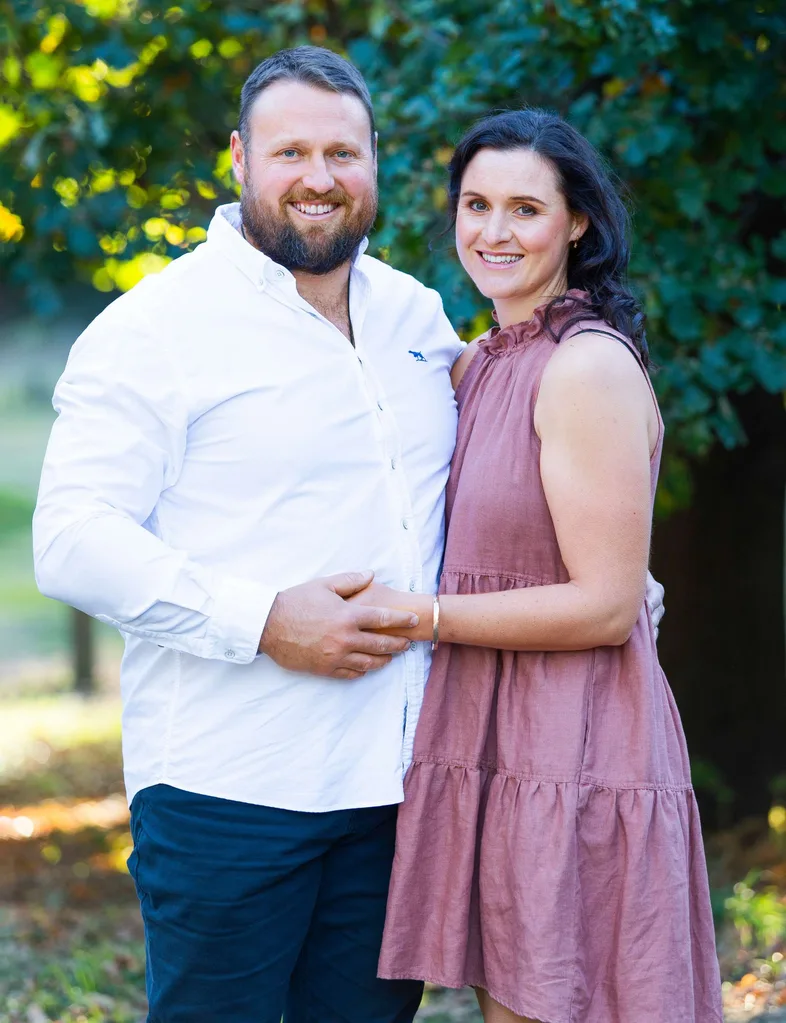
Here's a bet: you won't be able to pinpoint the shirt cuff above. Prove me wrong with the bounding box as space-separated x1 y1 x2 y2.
205 576 280 664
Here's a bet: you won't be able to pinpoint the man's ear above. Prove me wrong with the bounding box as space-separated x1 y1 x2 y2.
230 130 246 187
372 130 379 161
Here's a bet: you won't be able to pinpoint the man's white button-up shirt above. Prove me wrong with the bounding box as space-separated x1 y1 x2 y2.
34 204 462 811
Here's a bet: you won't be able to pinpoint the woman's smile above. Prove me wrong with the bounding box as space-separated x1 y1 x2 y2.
476 250 525 268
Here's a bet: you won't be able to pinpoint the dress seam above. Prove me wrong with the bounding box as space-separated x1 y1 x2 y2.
578 648 596 782
410 755 694 791
441 565 555 584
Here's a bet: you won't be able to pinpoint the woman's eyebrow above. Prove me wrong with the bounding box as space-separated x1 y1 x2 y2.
460 189 548 205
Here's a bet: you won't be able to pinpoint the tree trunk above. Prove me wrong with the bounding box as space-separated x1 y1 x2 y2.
72 608 96 695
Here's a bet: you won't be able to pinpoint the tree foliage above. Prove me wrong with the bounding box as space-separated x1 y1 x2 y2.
1 0 784 483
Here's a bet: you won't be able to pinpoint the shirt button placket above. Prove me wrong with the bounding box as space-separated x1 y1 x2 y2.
368 358 418 761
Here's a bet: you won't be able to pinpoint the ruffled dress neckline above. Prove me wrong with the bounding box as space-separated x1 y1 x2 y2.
480 288 591 356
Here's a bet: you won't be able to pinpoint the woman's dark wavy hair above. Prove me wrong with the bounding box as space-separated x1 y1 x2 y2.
447 108 648 364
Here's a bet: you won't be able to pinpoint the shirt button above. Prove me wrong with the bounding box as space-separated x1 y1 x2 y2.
390 458 397 470
410 642 417 651
409 581 416 591
275 270 285 278
225 649 236 659
377 401 384 412
402 518 410 530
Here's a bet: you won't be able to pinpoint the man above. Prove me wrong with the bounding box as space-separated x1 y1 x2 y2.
34 45 664 1023
34 46 459 1023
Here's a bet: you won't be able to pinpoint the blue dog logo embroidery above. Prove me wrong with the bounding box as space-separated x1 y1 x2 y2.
408 350 427 363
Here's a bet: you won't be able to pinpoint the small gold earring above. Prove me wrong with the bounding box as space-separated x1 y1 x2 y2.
572 239 578 249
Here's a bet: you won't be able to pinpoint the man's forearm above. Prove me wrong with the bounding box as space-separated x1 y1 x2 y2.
34 506 276 664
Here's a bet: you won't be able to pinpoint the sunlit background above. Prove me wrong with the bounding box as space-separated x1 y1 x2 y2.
1 1 785 1020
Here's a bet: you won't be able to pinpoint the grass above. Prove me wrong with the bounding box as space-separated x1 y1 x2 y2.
0 694 783 1022
0 401 124 680
0 697 123 803
0 490 41 608
1 909 146 1023
0 401 73 670
0 406 57 498
0 487 68 673
0 695 144 1023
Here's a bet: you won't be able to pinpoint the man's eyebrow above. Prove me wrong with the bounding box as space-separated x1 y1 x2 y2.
269 137 363 149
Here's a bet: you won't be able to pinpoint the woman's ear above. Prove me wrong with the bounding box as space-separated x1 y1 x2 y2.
570 212 589 245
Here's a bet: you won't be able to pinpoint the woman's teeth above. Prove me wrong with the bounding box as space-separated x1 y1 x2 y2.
293 203 338 215
480 253 523 264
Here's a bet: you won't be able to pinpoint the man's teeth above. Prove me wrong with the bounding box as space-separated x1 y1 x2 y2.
293 203 337 215
481 253 523 264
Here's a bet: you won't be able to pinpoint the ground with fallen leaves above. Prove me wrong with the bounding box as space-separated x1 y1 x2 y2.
0 695 784 1023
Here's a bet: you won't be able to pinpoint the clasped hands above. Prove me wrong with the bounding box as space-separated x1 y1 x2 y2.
258 570 665 681
258 571 422 681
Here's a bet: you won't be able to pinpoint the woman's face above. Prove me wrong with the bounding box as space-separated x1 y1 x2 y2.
455 147 586 320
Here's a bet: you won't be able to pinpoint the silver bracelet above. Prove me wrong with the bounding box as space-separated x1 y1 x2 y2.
431 594 440 652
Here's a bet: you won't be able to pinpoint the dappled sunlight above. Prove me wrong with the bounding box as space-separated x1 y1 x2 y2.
0 201 24 242
0 696 121 771
0 697 144 1018
2 0 785 1016
0 794 128 842
723 969 786 1020
0 697 132 908
707 816 786 1020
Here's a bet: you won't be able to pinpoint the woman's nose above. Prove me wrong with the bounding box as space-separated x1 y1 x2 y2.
482 213 513 246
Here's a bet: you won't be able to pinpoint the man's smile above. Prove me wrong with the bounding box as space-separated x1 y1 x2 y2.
289 202 341 220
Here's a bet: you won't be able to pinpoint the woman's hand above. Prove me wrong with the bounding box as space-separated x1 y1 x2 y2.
348 583 433 643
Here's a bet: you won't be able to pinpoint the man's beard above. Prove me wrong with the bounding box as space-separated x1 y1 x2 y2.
240 177 378 275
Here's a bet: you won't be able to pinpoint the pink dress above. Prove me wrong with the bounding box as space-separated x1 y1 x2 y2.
378 294 723 1023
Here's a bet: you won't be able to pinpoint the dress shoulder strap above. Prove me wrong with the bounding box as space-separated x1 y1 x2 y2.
567 326 643 371
564 323 649 388
563 323 663 445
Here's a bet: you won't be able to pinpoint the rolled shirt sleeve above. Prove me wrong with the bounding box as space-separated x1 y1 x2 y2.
33 302 277 664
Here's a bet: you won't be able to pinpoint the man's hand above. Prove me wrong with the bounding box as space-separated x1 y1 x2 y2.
645 571 665 639
258 571 419 680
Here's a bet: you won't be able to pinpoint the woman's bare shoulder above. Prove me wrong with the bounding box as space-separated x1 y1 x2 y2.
541 329 647 394
450 336 484 391
536 330 658 448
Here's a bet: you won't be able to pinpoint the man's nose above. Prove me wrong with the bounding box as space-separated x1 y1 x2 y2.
301 157 335 194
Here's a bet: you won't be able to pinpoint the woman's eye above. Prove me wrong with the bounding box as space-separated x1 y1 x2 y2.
468 200 488 212
516 204 536 216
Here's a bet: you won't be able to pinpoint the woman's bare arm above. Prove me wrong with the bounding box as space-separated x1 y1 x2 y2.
450 339 480 391
354 333 659 651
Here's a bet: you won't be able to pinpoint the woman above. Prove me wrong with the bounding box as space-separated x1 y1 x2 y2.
353 110 723 1022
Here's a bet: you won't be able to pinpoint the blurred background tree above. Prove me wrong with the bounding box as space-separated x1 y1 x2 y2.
1 4 786 1017
1 0 785 818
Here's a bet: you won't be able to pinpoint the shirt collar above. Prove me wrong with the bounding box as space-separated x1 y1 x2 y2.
206 202 370 288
